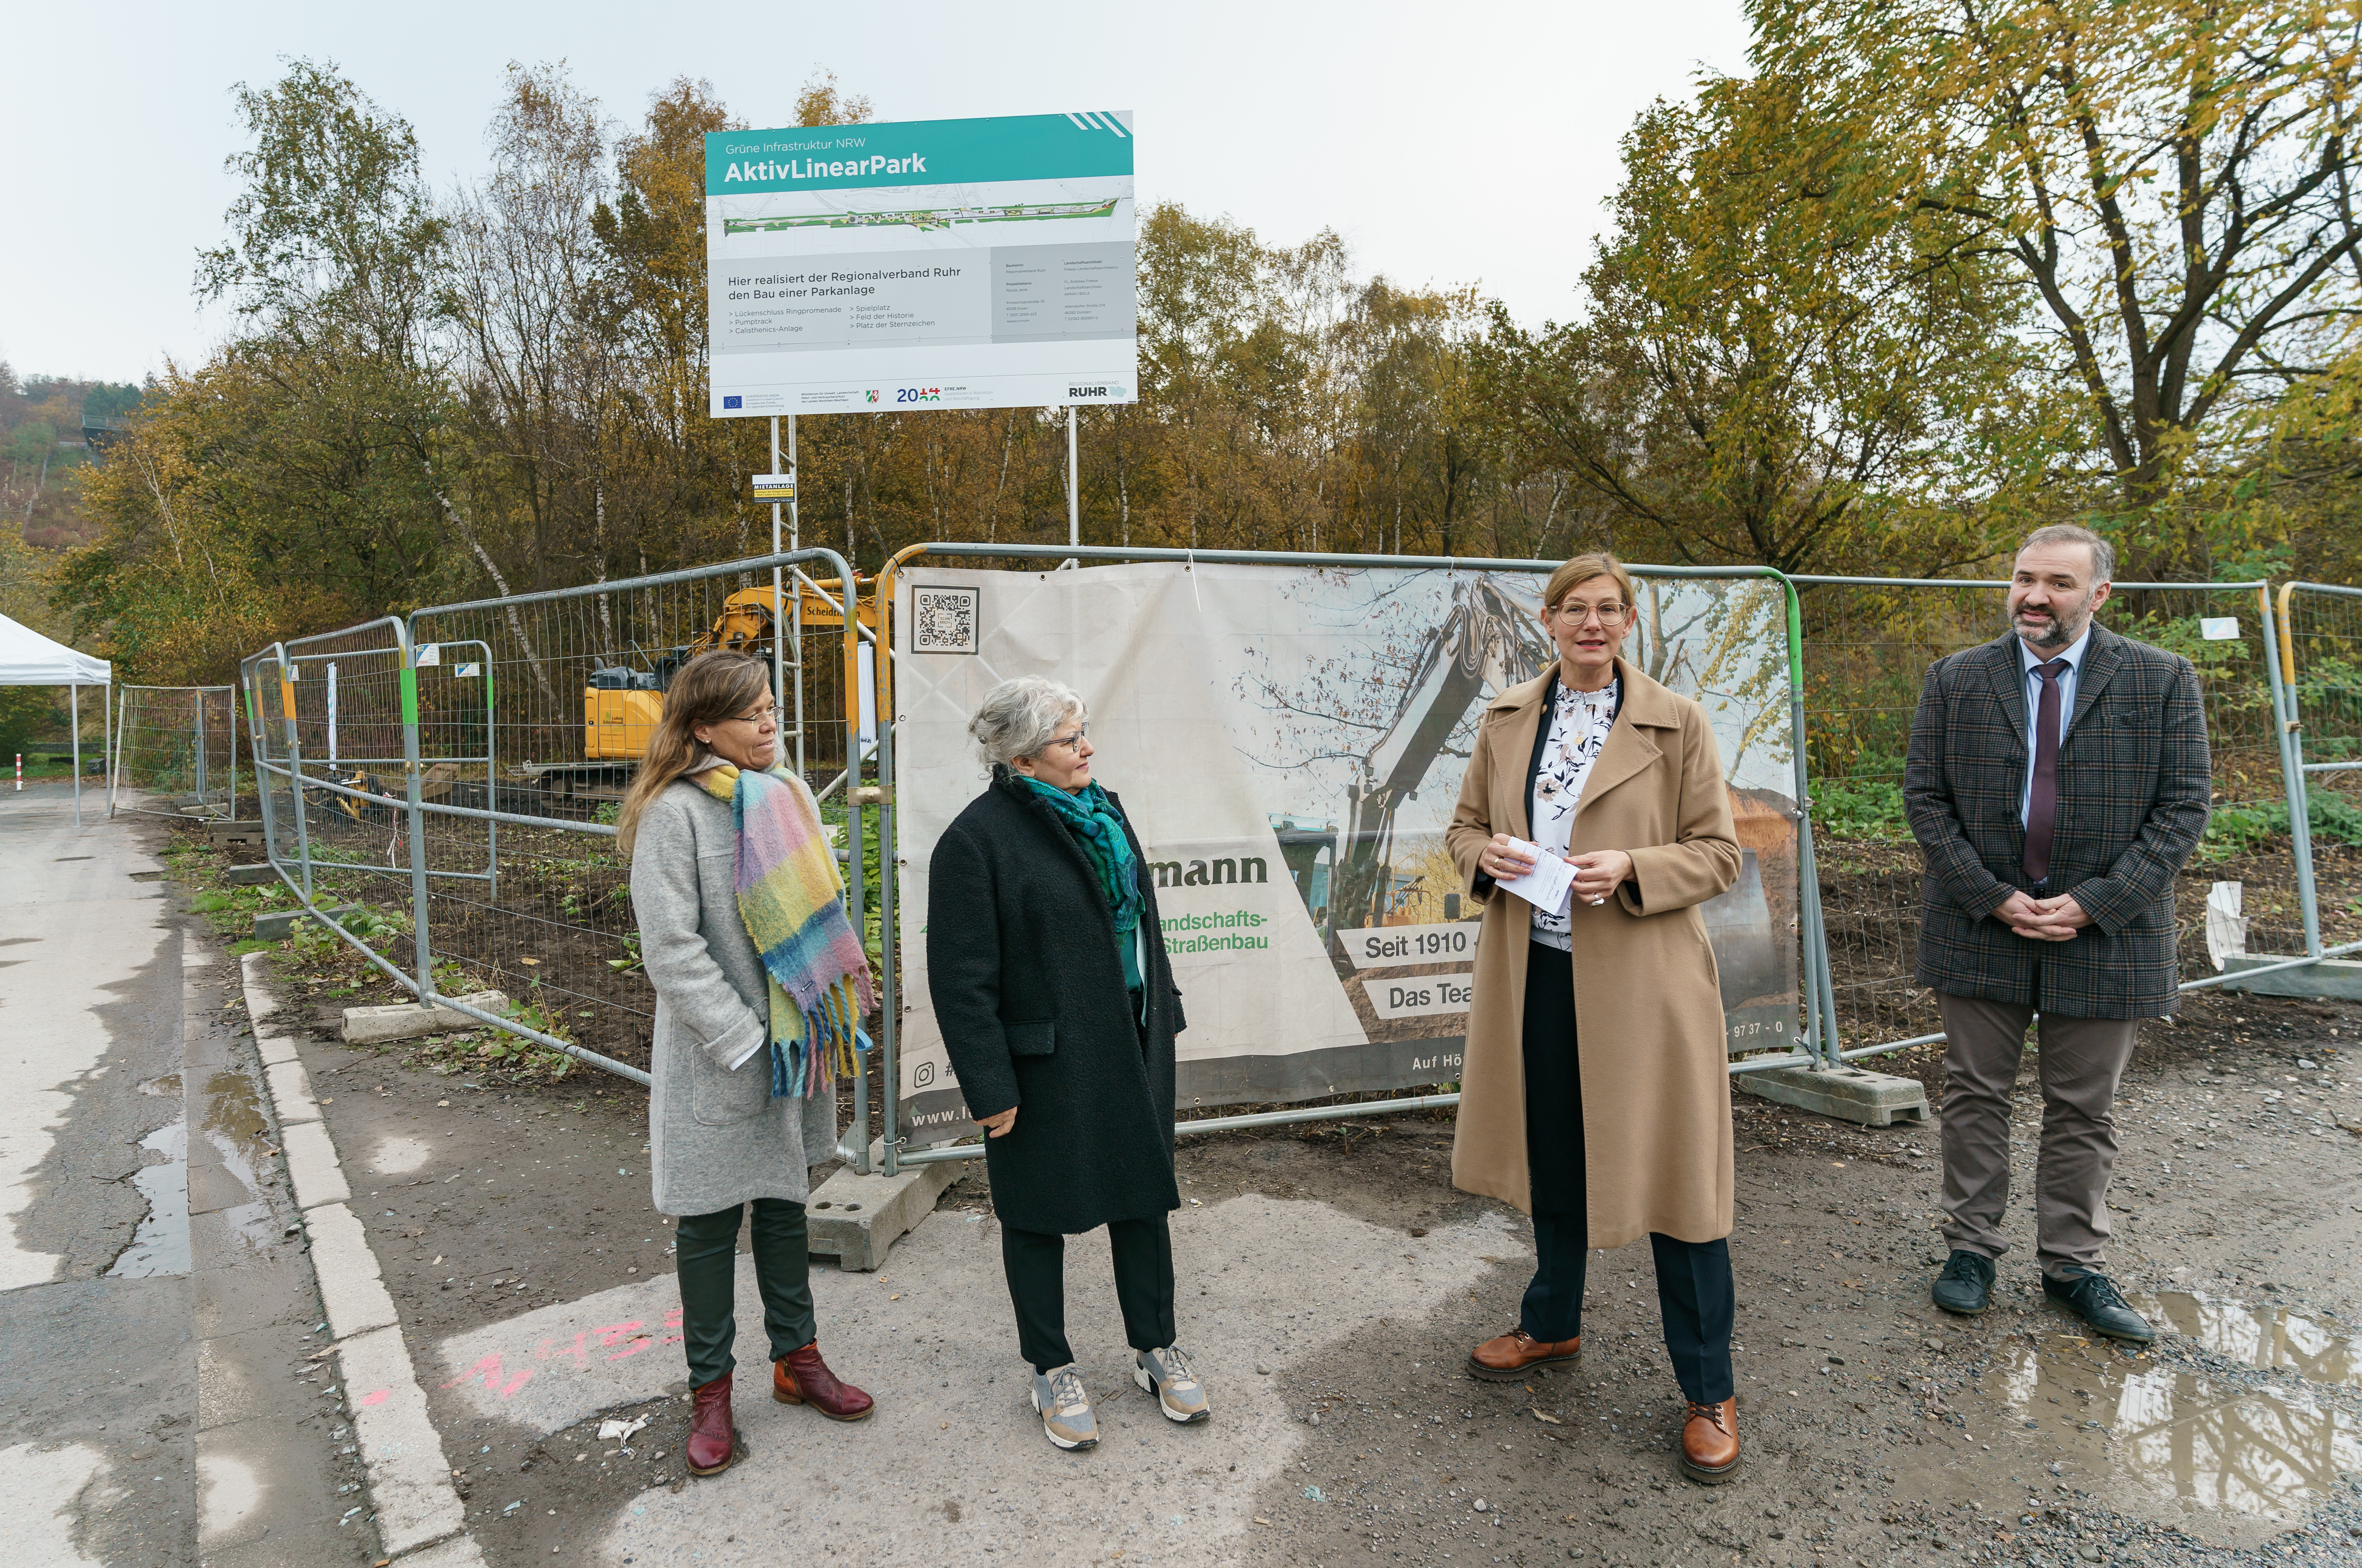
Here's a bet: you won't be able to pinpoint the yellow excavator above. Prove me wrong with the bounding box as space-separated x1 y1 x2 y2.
582 577 874 762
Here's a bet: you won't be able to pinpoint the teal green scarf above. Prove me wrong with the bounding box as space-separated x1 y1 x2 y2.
1017 774 1145 992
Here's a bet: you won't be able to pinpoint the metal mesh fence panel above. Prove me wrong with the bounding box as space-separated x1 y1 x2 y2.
239 552 866 1102
1795 577 2292 1056
405 559 868 1084
111 685 239 817
867 544 1832 1172
2271 582 2362 960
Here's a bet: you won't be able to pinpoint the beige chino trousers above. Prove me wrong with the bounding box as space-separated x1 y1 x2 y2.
1935 992 2139 1280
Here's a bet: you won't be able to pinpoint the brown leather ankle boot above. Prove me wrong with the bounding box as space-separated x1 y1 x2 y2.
686 1372 736 1476
1680 1395 1741 1484
774 1340 875 1421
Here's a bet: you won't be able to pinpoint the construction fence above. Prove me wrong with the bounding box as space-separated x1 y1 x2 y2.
156 550 2351 1175
110 685 239 818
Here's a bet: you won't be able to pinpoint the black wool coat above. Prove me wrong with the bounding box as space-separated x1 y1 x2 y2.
926 768 1186 1235
1902 622 2211 1019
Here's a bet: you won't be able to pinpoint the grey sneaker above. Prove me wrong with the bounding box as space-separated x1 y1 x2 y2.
1134 1344 1210 1423
1031 1364 1098 1449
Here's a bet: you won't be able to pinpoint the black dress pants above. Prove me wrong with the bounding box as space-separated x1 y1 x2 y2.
1000 1213 1176 1374
1520 940 1736 1406
675 1198 815 1388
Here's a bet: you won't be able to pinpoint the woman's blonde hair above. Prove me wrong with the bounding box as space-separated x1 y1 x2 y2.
1542 551 1637 615
615 651 775 856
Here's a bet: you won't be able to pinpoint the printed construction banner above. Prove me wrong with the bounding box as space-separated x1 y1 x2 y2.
891 563 1801 1144
703 112 1136 416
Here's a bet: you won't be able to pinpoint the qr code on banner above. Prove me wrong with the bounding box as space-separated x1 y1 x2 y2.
913 586 980 654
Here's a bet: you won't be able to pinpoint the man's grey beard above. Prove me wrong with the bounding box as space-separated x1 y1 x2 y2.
2013 603 2085 650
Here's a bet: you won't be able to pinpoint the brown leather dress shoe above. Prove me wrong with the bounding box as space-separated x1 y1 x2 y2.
686 1372 736 1476
1680 1396 1741 1484
1465 1328 1581 1381
774 1340 875 1421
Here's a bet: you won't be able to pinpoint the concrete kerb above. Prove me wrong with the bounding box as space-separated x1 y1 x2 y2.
237 950 485 1566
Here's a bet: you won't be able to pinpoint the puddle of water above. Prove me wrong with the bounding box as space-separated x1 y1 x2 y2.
108 1119 190 1278
137 1073 181 1099
200 1069 272 1193
1981 1296 2362 1524
2135 1291 2362 1387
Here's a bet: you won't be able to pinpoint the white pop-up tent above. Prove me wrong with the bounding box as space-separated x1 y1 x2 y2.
0 611 111 826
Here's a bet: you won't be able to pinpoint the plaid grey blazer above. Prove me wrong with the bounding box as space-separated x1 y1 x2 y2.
1902 623 2210 1019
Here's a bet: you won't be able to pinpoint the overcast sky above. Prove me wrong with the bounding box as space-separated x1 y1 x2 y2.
2 0 1753 385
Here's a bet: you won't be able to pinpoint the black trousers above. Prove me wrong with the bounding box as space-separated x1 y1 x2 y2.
1000 1213 1176 1374
1520 940 1736 1406
675 1198 816 1388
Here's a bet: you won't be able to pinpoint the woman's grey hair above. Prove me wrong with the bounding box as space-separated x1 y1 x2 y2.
968 677 1087 768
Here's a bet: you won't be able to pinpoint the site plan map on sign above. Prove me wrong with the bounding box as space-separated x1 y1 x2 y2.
704 112 1138 416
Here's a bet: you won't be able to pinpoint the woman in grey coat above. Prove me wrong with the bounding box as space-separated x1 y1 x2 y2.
620 651 875 1478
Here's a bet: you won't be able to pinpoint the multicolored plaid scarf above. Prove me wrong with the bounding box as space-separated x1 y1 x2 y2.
696 762 874 1098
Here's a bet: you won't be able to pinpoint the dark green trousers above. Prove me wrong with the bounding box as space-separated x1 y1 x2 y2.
675 1198 815 1388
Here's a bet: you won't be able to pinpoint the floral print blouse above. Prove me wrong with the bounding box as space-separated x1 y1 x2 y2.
1528 675 1622 951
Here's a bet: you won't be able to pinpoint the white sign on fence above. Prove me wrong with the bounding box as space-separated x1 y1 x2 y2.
703 113 1137 416
890 562 1805 1141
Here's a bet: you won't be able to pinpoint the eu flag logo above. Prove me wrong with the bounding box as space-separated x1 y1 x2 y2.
723 395 743 409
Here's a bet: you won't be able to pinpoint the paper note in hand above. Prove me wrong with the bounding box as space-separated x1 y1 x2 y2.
1495 839 1574 918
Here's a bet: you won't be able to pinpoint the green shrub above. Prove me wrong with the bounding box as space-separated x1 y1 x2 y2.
1812 776 1911 838
2202 792 2362 858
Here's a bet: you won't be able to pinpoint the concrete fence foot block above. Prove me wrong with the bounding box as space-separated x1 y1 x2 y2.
806 1160 961 1272
1735 1065 1930 1128
253 904 357 942
342 992 511 1044
2215 955 2362 1001
223 863 279 886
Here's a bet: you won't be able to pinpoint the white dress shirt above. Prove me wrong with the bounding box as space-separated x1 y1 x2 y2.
2017 625 2091 828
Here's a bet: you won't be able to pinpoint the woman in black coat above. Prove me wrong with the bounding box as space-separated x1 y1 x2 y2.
927 675 1202 1451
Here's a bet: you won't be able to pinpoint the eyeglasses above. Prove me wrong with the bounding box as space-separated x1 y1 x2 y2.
1044 725 1089 753
1548 601 1630 626
721 704 777 725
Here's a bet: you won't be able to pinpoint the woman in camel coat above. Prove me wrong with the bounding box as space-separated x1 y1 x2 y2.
1444 552 1746 1484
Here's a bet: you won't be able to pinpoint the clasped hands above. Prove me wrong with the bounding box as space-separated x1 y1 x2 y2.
1479 833 1633 905
1995 888 2090 942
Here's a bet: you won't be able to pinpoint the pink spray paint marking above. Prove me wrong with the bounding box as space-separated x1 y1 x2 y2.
359 1389 391 1407
442 1352 536 1399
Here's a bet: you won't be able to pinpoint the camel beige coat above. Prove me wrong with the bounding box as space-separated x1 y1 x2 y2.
1445 658 1742 1247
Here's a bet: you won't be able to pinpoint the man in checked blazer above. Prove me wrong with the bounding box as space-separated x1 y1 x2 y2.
1902 524 2210 1342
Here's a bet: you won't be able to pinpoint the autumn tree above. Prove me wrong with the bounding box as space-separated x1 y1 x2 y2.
1755 0 2362 577
1475 77 2044 575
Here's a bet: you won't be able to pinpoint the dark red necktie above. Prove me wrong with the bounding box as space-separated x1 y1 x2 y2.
2022 659 2068 885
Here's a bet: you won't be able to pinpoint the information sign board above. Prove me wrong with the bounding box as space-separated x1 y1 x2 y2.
704 112 1137 416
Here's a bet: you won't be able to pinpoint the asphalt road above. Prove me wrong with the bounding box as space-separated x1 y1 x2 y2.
0 785 367 1567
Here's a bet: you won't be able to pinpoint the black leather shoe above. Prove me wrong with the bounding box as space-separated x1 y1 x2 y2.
2043 1270 2155 1344
1931 1250 1996 1315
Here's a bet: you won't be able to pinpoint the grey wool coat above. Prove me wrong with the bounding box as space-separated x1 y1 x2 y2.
1902 623 2211 1019
630 779 837 1216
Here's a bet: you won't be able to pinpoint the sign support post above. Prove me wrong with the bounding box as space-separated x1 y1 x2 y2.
790 413 804 779
1066 404 1081 564
769 415 786 756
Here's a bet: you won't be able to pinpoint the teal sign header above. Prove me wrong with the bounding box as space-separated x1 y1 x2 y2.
705 112 1132 196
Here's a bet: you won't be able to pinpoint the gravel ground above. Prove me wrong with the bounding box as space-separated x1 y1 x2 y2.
174 796 2362 1568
